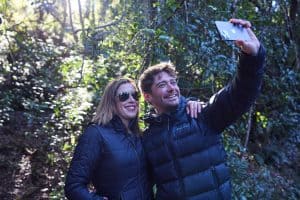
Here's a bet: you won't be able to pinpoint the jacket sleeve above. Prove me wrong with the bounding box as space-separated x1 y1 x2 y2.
201 45 266 133
64 125 106 200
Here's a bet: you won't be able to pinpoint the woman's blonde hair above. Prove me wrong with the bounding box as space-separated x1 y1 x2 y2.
92 77 140 133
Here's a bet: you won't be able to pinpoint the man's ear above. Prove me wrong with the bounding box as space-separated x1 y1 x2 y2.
143 93 152 104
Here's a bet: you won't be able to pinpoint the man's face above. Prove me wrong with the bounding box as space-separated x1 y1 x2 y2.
144 71 180 114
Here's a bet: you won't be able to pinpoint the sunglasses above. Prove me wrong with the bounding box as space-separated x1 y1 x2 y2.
117 91 139 102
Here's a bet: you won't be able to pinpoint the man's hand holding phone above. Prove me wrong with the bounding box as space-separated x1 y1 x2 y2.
216 19 260 56
230 19 260 56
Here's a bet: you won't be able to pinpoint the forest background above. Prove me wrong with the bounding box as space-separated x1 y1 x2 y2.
0 0 299 199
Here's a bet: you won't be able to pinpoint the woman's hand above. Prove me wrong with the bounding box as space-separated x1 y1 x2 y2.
186 100 203 118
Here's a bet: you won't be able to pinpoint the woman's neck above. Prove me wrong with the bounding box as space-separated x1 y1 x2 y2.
120 118 132 133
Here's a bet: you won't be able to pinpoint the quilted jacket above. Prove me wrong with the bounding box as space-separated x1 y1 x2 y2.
65 116 153 200
142 46 266 200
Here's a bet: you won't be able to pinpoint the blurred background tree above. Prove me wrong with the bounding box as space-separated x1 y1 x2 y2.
0 0 299 199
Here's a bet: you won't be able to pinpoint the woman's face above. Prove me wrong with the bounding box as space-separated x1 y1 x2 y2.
115 83 139 125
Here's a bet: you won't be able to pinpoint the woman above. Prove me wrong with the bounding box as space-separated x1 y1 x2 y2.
64 77 201 200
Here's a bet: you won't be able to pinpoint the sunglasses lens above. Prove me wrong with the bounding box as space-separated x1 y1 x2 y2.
118 92 130 102
118 92 139 102
132 92 139 101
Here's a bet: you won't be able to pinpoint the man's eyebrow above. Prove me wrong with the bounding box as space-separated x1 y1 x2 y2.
155 81 166 86
155 79 177 86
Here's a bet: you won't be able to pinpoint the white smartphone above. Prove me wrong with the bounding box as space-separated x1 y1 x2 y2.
215 21 251 41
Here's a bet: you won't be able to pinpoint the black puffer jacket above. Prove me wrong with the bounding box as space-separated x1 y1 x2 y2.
142 46 266 200
65 116 153 200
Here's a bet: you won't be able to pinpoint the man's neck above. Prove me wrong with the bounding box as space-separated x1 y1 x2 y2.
155 106 178 116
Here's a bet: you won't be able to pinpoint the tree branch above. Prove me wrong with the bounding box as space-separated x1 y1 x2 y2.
281 1 300 70
74 0 127 34
184 0 188 24
78 0 85 38
230 0 239 17
244 105 254 148
67 0 78 42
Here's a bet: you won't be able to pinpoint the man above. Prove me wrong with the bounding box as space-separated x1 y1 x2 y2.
138 19 266 199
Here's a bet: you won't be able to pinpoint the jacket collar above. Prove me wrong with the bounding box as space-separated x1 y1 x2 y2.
105 115 137 134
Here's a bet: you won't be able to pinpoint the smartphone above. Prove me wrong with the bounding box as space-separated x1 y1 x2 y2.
215 21 250 41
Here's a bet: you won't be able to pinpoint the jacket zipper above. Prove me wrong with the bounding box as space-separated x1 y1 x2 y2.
127 135 143 200
211 166 223 200
165 118 186 199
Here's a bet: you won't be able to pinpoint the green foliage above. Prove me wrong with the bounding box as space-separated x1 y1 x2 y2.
224 131 299 199
0 0 299 199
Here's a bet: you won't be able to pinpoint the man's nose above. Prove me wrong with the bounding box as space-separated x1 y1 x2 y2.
166 82 175 91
